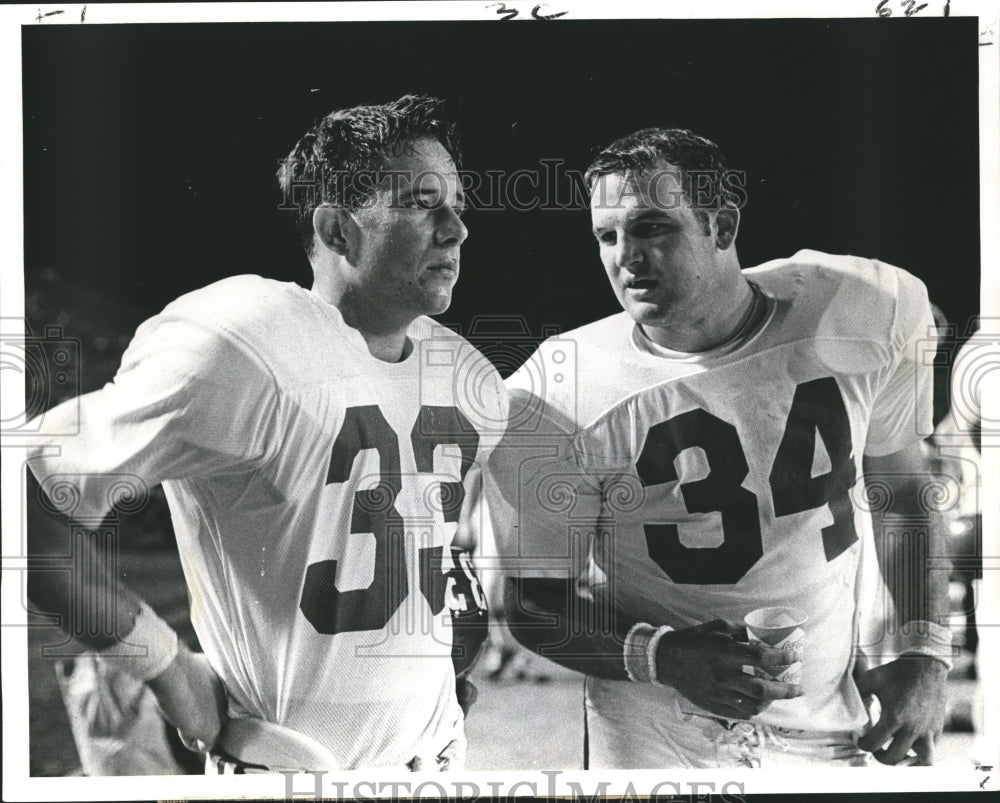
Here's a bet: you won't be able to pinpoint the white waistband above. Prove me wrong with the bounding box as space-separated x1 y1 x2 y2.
208 717 465 773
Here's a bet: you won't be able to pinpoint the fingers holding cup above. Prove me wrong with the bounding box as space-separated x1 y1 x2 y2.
744 606 807 684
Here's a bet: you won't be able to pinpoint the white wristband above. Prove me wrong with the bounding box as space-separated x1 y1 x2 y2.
624 623 674 685
95 599 179 680
899 620 954 671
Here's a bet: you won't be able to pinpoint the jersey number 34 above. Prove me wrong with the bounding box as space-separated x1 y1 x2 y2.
636 376 858 584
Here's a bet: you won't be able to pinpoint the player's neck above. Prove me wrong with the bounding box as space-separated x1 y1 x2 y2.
358 330 413 362
643 276 758 353
312 277 412 363
339 305 413 363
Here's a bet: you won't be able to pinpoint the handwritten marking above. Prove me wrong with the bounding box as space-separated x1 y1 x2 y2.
81 5 86 22
875 0 931 16
35 8 65 23
981 776 990 789
487 2 519 20
486 2 568 20
532 4 568 19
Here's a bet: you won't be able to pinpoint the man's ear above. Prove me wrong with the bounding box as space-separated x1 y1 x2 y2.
313 204 353 256
714 206 740 251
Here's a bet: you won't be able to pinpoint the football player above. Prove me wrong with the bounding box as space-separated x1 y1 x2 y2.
485 128 951 768
26 94 505 772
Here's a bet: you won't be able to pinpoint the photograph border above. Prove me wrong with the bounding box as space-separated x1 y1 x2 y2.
2 1 997 799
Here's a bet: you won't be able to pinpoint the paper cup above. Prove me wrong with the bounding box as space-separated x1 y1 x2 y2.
744 607 807 682
759 661 802 684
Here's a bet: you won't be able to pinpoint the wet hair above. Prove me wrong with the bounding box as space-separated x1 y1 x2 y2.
585 128 732 231
277 94 461 258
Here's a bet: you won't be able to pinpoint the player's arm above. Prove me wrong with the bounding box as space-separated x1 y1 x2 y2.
856 439 951 765
453 463 482 552
22 319 274 753
853 269 951 765
26 467 227 751
505 575 801 720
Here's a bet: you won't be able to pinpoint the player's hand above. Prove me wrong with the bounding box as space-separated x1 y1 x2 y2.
655 619 802 720
147 642 228 752
855 655 948 765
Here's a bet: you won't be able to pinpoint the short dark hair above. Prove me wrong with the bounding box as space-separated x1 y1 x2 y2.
277 94 462 257
585 128 732 228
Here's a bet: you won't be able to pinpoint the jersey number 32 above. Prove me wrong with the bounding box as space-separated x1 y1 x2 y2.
299 405 479 635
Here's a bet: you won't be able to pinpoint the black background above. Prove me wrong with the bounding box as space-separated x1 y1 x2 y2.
22 18 981 353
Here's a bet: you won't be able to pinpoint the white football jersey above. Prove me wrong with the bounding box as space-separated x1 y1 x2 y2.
487 251 934 735
26 275 508 769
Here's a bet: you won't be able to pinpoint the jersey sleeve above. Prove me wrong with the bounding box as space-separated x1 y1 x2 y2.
863 265 935 456
26 315 279 520
484 350 601 580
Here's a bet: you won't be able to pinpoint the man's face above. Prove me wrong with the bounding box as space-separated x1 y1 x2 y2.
348 138 467 320
590 164 725 329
